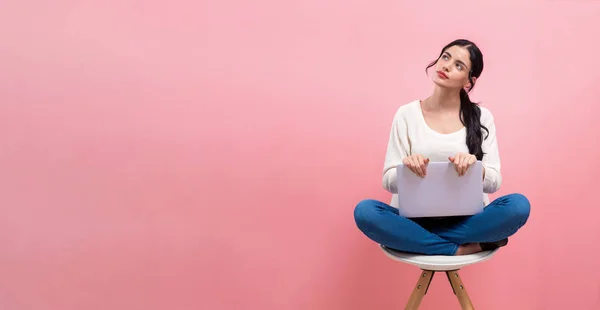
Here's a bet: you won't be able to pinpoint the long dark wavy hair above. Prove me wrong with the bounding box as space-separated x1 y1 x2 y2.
425 39 489 160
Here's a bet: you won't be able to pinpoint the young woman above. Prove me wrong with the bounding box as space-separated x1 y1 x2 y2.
353 39 530 256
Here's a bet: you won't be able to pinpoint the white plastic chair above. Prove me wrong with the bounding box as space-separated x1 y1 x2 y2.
380 245 499 309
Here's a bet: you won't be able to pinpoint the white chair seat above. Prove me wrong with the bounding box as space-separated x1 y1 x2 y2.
380 244 499 271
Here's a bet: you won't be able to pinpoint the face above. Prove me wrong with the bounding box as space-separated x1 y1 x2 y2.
432 45 475 90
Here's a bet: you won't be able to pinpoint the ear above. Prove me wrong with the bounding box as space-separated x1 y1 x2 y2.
464 76 477 90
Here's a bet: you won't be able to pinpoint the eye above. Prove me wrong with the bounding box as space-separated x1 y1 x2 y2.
456 63 463 70
441 54 449 60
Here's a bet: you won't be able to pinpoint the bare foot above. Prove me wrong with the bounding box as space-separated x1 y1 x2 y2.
455 243 482 255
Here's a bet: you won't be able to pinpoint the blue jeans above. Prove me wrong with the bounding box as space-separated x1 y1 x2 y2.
353 193 530 255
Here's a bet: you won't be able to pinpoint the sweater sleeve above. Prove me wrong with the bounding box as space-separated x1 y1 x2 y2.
481 109 502 193
382 110 410 194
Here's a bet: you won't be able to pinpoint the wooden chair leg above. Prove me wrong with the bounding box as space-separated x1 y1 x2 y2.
405 270 435 310
446 270 474 310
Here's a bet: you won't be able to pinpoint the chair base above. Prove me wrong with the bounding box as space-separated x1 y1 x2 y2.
405 269 474 310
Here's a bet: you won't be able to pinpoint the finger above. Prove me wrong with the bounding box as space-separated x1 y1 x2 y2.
469 155 476 164
460 156 469 176
452 154 461 174
413 156 425 177
465 155 475 175
407 157 419 176
414 156 425 178
403 157 412 172
468 154 476 170
417 156 426 176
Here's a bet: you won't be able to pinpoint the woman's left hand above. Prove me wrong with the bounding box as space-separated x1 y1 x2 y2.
448 153 476 177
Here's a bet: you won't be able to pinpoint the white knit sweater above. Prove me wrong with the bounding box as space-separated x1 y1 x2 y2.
382 100 502 207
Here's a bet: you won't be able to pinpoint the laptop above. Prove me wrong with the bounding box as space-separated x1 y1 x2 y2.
396 161 484 218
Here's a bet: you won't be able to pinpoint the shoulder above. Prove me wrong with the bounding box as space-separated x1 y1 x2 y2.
392 100 420 121
478 104 496 125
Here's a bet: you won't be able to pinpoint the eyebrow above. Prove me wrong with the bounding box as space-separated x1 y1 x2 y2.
445 51 468 69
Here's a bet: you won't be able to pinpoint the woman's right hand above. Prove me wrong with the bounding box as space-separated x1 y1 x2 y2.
402 154 430 178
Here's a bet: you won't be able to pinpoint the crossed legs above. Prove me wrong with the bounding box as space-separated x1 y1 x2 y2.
353 193 530 255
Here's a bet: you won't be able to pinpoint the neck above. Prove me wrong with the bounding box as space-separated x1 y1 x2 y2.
423 86 462 111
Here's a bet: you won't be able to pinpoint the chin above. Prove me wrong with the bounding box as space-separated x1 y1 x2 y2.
432 79 450 88
432 78 460 90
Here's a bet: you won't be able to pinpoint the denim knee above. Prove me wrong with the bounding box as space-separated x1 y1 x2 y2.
353 199 379 231
505 193 531 224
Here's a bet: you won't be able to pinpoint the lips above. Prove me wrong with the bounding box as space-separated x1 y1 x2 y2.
436 71 448 79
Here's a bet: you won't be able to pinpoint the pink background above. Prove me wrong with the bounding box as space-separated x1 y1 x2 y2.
1 1 599 309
